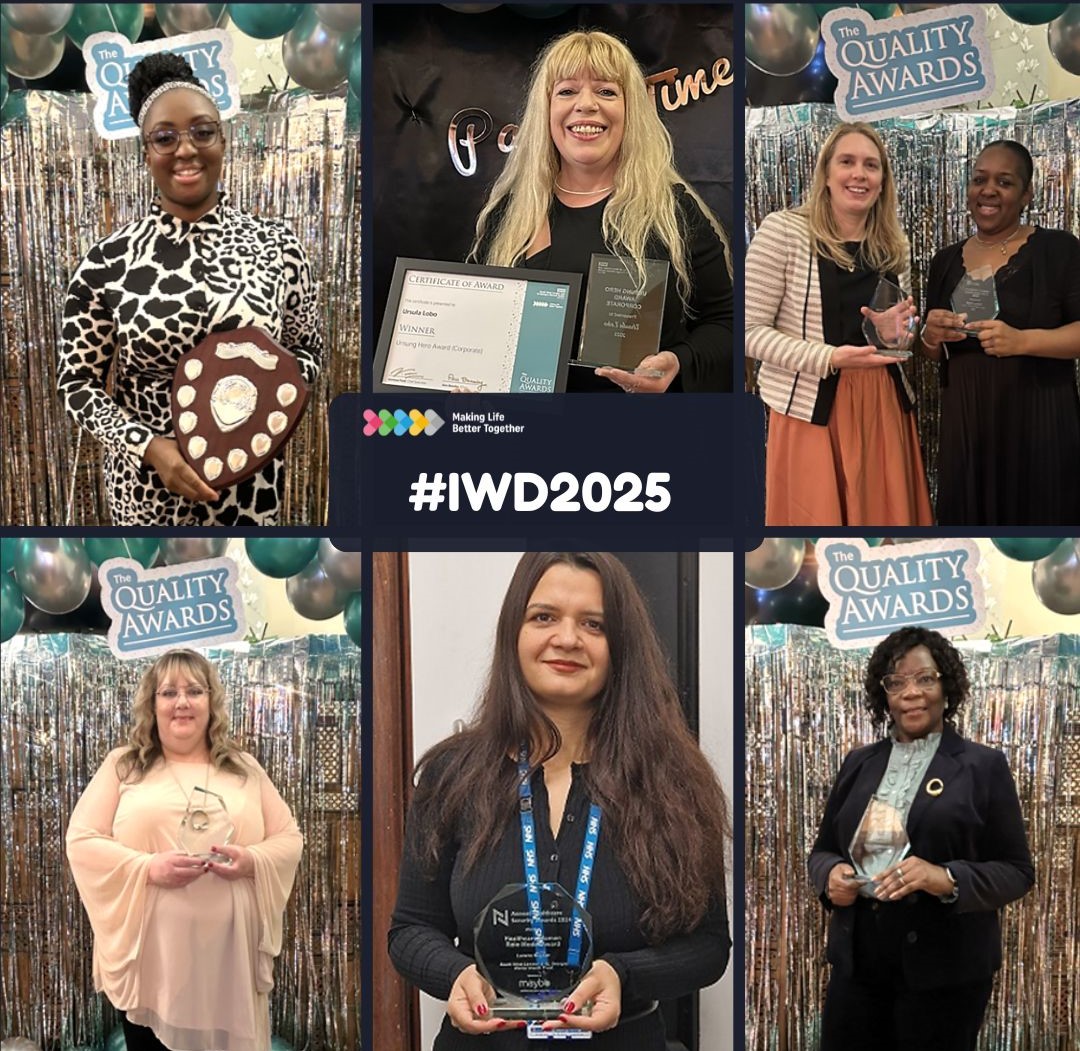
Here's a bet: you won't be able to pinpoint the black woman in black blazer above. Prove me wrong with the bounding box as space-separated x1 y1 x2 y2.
808 627 1033 1051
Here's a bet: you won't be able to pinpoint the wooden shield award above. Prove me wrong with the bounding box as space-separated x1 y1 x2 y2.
170 327 309 489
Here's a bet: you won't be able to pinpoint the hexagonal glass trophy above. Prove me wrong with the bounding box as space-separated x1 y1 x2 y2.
473 882 594 1020
848 797 910 887
950 267 999 335
862 277 916 359
178 786 235 863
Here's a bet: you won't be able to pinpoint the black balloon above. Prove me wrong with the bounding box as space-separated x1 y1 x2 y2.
745 561 829 627
746 37 837 107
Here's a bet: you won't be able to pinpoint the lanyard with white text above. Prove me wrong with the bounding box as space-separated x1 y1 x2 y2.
517 747 602 970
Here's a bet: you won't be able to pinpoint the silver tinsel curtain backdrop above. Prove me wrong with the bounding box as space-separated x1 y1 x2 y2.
0 633 361 1050
0 91 360 526
744 100 1080 508
745 625 1079 1051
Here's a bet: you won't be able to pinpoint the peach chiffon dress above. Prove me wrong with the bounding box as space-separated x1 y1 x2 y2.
66 749 303 1051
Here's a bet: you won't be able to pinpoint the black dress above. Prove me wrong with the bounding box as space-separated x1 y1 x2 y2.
924 227 1080 525
389 756 731 1050
509 187 733 392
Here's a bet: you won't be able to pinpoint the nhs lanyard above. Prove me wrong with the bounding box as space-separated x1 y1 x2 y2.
517 749 602 969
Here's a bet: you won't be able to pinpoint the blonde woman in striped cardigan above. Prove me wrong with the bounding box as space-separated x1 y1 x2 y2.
746 123 932 526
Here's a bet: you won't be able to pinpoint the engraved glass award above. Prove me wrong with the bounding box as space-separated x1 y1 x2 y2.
473 882 594 1020
950 266 999 335
178 786 235 863
574 254 669 372
848 797 910 885
862 276 916 359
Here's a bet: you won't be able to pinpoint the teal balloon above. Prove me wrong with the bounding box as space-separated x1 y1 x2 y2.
66 3 143 46
1000 4 1067 25
1 87 26 123
105 1024 127 1051
1 536 16 573
270 1039 294 1051
864 537 884 547
1 572 24 643
344 590 361 647
84 536 159 568
245 537 318 578
227 3 301 39
348 36 361 97
992 537 1065 562
0 68 7 111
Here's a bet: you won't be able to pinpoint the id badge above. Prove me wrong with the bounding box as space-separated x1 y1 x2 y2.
525 1021 592 1040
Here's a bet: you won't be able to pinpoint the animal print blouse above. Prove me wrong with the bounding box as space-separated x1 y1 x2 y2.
59 193 321 526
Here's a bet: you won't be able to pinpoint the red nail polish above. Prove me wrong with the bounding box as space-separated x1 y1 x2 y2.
564 1001 576 1014
495 1020 506 1029
477 1005 487 1016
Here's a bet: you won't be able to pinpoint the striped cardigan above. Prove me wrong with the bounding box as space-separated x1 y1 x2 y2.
745 209 915 423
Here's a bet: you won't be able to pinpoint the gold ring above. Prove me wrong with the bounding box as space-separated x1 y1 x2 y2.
926 777 944 796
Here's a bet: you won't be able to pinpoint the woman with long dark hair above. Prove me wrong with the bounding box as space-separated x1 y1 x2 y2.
389 552 730 1047
809 627 1033 1050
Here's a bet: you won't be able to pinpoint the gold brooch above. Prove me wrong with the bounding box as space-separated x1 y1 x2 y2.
926 778 944 797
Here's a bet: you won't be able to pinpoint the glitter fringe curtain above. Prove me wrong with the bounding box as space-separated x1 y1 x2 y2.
0 633 361 1050
744 100 1080 507
744 625 1080 1051
0 91 360 526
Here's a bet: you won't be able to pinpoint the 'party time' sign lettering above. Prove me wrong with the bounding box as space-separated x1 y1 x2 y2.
99 557 245 658
817 539 985 649
83 29 239 139
821 5 993 121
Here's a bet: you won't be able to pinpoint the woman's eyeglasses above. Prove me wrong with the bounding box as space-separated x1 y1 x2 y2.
881 670 941 695
144 122 221 155
156 686 208 702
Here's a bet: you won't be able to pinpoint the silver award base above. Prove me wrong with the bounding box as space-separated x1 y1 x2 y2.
491 997 591 1021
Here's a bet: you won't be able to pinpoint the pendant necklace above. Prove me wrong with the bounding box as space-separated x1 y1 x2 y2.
974 223 1022 256
554 181 613 196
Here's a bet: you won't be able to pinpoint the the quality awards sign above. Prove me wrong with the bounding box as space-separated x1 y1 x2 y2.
817 539 986 649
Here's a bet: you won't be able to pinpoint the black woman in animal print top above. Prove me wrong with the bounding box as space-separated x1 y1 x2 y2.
59 52 321 526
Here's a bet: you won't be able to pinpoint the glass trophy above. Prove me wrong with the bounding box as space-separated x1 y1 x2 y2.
574 254 669 373
848 797 910 889
473 882 594 1020
950 266 999 335
861 276 916 359
178 786 235 863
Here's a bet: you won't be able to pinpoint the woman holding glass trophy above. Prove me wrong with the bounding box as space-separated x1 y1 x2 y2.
470 30 734 394
745 122 932 527
918 139 1080 526
389 552 730 1047
66 650 303 1051
809 628 1033 1050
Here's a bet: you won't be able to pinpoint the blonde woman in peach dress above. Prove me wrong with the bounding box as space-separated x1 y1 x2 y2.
66 650 302 1051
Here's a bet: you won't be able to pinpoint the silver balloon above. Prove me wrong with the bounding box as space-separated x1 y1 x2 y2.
312 3 361 34
160 537 229 565
746 3 820 76
1048 8 1080 76
1031 538 1080 616
1 3 73 34
286 560 348 620
12 539 92 615
157 3 230 37
282 6 350 92
317 539 361 591
0 25 65 79
745 538 806 591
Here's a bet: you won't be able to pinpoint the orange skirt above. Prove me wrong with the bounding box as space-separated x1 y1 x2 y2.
765 370 932 527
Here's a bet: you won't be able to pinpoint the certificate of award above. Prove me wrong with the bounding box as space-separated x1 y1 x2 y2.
170 327 309 489
374 259 581 394
951 267 999 334
575 254 669 370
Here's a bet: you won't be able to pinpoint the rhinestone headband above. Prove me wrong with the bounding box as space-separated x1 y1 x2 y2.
136 80 218 130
